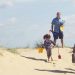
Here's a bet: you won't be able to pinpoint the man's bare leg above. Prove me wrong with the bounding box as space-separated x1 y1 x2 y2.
61 39 64 48
54 39 56 45
51 56 53 61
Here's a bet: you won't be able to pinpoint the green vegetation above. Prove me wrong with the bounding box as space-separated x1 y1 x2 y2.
6 48 18 54
34 41 43 48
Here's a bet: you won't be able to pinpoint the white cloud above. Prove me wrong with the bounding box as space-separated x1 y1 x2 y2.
0 17 17 26
8 17 17 25
15 0 35 2
0 0 14 8
0 0 72 5
57 0 75 5
65 15 75 26
0 0 74 5
64 14 75 38
48 0 68 3
70 0 75 4
0 24 4 26
4 1 14 7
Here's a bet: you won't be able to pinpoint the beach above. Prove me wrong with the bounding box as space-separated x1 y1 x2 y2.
0 48 75 75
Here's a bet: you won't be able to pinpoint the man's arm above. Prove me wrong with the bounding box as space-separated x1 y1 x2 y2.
51 40 56 46
51 19 54 32
51 24 54 32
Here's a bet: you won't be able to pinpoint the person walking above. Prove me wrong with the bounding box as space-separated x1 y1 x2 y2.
51 12 65 48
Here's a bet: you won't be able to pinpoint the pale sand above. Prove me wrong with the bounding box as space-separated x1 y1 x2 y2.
0 48 75 75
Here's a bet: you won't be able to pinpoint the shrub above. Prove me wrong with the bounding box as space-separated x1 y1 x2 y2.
6 48 18 54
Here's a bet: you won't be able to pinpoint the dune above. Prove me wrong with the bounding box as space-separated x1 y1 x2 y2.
0 48 75 75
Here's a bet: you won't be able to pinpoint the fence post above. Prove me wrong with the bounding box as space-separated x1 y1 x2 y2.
72 44 75 63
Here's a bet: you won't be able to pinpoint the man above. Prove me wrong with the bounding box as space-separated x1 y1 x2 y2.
51 12 65 48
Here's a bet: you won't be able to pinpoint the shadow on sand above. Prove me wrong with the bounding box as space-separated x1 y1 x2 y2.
20 55 47 62
35 69 75 74
65 68 75 71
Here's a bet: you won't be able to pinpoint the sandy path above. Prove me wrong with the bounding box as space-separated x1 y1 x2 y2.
0 48 75 75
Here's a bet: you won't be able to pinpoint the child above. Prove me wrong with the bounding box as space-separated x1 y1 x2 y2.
43 34 55 62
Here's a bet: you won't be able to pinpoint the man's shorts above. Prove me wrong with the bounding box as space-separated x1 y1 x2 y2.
53 32 63 39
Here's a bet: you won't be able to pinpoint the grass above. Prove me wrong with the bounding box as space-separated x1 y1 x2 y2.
34 41 43 48
6 48 19 54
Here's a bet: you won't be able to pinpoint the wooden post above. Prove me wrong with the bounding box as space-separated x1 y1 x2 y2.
72 44 75 63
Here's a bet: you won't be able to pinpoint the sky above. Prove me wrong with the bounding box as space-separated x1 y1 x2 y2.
0 0 75 48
